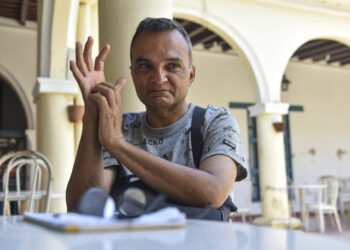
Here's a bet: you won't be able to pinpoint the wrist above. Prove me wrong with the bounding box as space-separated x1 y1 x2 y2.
103 135 127 154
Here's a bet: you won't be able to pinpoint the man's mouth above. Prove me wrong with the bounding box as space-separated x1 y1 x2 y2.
149 89 169 94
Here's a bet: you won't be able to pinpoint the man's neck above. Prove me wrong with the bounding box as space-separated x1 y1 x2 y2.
146 102 190 128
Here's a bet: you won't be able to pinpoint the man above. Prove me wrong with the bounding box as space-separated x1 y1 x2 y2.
66 18 247 220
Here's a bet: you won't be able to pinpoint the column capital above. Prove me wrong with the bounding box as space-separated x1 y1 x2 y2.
248 102 290 117
33 77 79 100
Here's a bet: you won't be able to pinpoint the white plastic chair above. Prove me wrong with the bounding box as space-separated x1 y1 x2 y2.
230 180 252 223
305 176 342 233
338 178 350 218
0 151 53 215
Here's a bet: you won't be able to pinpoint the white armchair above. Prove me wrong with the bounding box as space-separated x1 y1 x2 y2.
0 151 53 215
338 177 350 218
305 176 342 233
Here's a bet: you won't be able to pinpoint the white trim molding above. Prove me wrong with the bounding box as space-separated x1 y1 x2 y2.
39 0 54 77
33 77 79 100
254 0 350 17
248 102 290 117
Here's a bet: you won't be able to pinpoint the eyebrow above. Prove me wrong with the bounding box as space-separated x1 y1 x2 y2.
135 57 150 63
135 57 183 64
165 57 182 62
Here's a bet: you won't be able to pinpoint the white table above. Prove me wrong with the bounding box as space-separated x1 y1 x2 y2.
1 216 349 250
289 184 326 226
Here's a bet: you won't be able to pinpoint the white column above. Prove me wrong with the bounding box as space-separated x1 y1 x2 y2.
248 103 300 228
34 78 79 213
98 0 173 112
72 0 94 153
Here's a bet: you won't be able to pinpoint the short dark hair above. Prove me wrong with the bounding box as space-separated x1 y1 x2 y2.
130 17 193 65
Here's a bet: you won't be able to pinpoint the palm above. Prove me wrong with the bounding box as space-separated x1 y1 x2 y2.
85 71 105 90
81 71 106 112
70 37 110 114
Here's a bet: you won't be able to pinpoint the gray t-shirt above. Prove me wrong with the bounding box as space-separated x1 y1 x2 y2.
103 103 247 181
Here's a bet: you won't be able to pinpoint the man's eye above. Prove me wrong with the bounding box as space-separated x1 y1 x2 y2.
139 64 151 70
167 63 180 69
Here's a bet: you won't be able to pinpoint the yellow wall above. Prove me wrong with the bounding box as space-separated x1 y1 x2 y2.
283 62 350 183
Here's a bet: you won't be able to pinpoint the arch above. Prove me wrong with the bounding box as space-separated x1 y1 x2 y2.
173 7 269 102
0 64 34 130
288 36 350 63
282 34 350 77
278 34 350 99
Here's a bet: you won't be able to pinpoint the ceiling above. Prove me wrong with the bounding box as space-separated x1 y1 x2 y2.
0 0 349 67
0 0 37 24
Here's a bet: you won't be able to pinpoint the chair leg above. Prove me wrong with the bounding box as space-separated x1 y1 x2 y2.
242 214 246 223
229 213 234 224
339 200 345 218
333 210 343 233
319 209 325 233
304 209 310 231
329 213 336 228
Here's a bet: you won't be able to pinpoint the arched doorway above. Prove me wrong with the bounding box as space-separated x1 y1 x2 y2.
282 38 350 186
0 77 28 214
0 77 28 156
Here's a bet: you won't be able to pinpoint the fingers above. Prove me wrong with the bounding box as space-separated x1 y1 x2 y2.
83 36 94 71
89 92 109 116
70 60 86 91
75 41 89 76
90 78 127 110
115 77 127 91
95 44 110 71
91 83 117 110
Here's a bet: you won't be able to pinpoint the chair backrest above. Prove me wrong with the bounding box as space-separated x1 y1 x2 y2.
319 176 339 206
1 151 53 215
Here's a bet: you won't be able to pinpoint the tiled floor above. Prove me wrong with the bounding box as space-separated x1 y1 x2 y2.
305 213 350 241
235 212 350 241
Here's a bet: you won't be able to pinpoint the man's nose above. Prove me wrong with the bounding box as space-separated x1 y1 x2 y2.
152 68 167 84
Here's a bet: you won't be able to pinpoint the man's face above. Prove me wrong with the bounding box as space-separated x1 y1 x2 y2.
130 30 195 110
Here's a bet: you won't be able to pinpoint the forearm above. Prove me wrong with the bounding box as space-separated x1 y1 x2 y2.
107 140 233 208
66 116 104 211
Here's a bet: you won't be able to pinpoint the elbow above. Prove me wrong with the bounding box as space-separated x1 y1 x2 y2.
202 186 228 209
211 196 227 210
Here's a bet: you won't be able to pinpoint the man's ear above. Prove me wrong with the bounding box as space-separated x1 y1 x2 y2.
130 65 134 79
189 65 196 87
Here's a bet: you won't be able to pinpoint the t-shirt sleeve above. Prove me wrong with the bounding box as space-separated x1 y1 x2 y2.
201 107 248 181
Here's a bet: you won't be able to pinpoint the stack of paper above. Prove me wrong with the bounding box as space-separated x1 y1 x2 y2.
23 207 186 232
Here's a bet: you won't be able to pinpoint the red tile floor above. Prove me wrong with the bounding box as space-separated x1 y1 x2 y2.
234 211 350 241
305 212 350 241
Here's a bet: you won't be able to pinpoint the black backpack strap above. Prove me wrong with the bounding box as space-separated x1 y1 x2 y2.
191 106 206 168
191 105 237 214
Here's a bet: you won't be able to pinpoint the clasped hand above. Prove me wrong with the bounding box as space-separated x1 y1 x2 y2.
70 36 126 149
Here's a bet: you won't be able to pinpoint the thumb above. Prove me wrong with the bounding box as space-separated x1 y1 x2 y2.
115 77 127 91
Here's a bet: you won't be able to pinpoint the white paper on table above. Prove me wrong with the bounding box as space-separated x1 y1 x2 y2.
23 207 186 232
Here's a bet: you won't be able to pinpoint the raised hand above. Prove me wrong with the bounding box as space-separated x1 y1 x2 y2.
89 78 127 150
70 36 110 116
